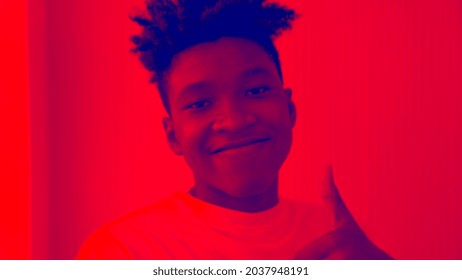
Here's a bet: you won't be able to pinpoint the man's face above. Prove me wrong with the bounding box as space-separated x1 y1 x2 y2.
163 37 296 198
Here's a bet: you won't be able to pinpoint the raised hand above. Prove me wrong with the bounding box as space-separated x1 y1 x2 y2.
295 165 392 260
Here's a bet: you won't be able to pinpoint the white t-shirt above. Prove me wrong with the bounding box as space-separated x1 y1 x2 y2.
77 192 335 259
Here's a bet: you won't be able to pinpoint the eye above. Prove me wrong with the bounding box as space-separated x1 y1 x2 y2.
184 100 211 111
245 86 270 97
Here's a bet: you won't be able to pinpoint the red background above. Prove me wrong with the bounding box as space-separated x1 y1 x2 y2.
1 0 461 259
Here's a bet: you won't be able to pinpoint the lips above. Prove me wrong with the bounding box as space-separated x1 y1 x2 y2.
210 137 271 154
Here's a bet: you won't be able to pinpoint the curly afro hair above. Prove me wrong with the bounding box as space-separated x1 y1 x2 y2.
130 0 297 113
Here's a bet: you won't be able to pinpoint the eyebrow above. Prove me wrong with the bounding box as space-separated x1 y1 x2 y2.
241 67 275 79
176 67 275 103
177 81 214 101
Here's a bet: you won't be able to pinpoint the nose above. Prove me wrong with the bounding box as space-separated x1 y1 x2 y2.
211 101 257 132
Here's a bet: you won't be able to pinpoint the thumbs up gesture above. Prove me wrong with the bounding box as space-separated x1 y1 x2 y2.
295 165 392 260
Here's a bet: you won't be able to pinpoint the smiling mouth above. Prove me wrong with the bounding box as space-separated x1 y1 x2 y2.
211 137 271 154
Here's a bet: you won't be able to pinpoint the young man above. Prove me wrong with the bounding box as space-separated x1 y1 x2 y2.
77 0 391 260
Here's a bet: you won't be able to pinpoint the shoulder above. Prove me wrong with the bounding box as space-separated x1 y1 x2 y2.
283 196 334 218
76 193 188 260
76 224 132 259
279 196 337 241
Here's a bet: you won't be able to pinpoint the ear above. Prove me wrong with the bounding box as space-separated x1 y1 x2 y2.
284 88 297 128
162 116 183 155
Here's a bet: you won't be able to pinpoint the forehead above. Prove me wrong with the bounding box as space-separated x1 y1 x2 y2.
166 37 280 98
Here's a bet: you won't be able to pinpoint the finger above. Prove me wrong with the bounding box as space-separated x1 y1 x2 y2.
295 226 381 260
321 165 356 226
294 227 351 260
294 229 337 259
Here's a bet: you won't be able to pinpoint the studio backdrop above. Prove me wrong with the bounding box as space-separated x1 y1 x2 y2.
1 0 461 259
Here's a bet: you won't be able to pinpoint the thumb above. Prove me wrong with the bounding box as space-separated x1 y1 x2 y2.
294 226 352 260
321 165 356 227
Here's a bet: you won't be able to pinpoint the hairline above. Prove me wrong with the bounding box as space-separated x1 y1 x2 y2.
158 36 284 115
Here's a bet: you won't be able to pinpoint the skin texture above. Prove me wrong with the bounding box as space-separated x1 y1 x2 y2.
295 166 393 259
162 37 296 213
161 36 392 258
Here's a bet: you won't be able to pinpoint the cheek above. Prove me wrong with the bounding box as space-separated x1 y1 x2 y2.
257 98 293 131
262 101 294 154
175 117 210 159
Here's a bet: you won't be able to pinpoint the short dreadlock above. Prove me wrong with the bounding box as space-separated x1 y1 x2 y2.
131 0 297 113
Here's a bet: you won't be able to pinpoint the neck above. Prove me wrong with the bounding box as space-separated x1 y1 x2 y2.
190 180 279 213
